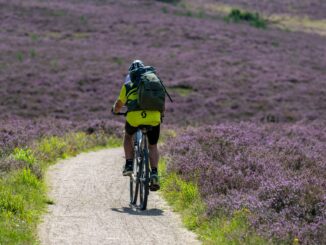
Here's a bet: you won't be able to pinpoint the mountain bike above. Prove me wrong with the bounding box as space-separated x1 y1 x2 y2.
130 125 151 210
114 112 151 210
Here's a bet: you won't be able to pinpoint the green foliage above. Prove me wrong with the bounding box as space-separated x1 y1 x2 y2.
112 56 124 66
0 169 45 244
16 51 24 62
29 49 37 58
35 132 121 163
161 7 168 14
225 9 267 29
0 186 24 215
199 210 268 244
160 159 269 244
80 15 88 25
106 136 123 148
12 148 36 165
174 9 207 19
159 129 177 144
156 0 181 5
29 33 39 42
37 136 68 162
15 168 41 188
169 86 193 97
0 131 122 244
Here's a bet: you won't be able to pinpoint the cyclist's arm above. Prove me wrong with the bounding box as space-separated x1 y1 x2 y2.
113 85 127 113
113 99 124 113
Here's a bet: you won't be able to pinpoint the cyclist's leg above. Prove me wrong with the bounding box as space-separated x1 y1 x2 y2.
147 124 160 191
123 122 137 176
147 124 160 169
124 133 133 160
148 144 159 170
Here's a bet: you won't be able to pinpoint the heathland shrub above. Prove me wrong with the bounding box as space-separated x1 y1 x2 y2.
156 0 181 4
160 159 268 244
225 9 267 28
162 122 326 244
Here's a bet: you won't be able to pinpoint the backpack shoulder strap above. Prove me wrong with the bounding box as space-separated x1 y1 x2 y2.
156 75 173 103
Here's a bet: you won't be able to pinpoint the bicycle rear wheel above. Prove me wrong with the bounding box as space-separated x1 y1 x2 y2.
139 148 150 210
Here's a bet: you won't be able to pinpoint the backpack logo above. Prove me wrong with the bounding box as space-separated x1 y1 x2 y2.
141 111 147 118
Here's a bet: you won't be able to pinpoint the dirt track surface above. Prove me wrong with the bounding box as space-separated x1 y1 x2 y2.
38 148 200 245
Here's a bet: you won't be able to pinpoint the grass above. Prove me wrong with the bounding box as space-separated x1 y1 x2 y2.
13 148 36 166
0 131 122 244
169 85 193 97
0 169 45 244
72 32 90 39
174 3 266 28
269 14 326 36
181 1 326 36
159 159 270 244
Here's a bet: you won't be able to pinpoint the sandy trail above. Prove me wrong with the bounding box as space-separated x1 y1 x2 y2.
38 148 200 245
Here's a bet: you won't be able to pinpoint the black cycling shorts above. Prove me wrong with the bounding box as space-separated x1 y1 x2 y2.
125 122 160 145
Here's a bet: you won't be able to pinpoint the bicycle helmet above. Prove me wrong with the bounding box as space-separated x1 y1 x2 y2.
128 60 145 72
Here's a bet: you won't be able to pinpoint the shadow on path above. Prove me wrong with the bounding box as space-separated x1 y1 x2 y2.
111 207 164 216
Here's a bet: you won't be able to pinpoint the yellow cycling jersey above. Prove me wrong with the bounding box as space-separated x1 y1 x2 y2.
118 83 161 127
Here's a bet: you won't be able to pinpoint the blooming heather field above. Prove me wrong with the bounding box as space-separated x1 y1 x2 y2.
0 0 325 243
1 0 325 126
163 122 326 244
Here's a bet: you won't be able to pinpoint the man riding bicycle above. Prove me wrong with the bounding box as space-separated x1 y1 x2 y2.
112 60 162 191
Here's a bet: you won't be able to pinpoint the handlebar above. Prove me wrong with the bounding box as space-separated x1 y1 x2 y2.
111 106 127 116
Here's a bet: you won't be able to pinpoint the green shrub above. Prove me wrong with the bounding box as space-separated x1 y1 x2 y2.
12 148 36 165
225 9 267 28
156 0 181 4
36 136 67 162
29 49 37 58
0 187 24 215
15 168 41 188
16 51 24 62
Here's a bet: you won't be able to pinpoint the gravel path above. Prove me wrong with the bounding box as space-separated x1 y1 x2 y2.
38 148 200 245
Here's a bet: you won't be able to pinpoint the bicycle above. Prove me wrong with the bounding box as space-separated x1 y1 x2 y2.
130 125 151 210
114 112 151 210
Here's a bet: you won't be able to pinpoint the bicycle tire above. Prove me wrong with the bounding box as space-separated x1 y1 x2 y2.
139 146 150 210
130 138 141 206
129 158 139 205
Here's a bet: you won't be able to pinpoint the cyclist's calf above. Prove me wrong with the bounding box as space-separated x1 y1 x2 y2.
124 133 134 160
148 144 159 170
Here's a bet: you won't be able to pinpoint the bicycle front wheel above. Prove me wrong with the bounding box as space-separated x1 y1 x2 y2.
139 148 149 210
130 147 140 206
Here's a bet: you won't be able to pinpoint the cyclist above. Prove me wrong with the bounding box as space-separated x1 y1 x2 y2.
112 60 162 191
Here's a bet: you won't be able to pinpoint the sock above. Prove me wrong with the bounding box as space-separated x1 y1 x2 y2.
151 167 158 173
126 159 133 166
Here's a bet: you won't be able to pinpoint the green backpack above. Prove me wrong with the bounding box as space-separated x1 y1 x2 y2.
128 66 172 113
